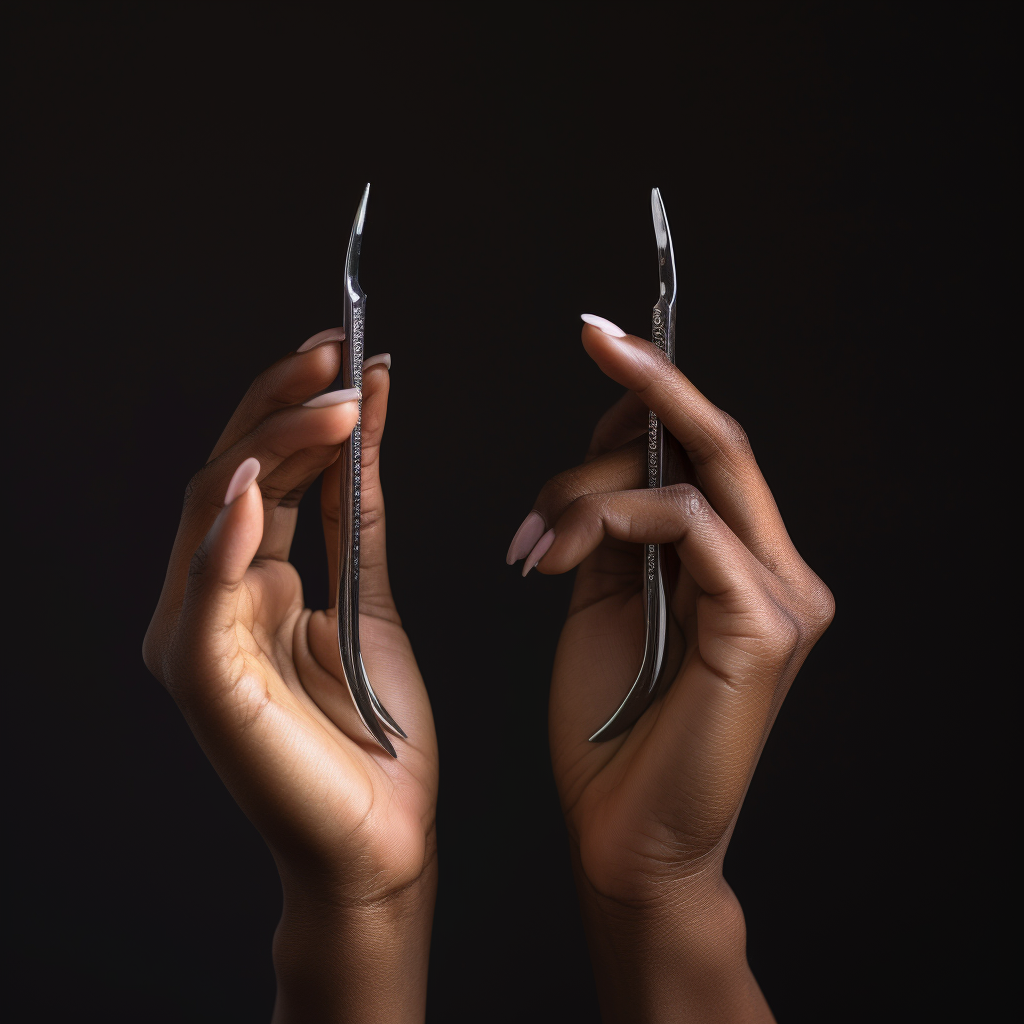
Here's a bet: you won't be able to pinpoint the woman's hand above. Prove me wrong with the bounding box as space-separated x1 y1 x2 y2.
508 317 833 1023
144 331 437 1024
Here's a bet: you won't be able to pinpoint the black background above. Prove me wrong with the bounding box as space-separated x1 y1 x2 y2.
10 5 1008 1022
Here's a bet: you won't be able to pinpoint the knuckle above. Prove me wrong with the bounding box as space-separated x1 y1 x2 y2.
769 572 835 651
753 602 802 662
717 410 752 457
799 575 836 635
774 609 802 657
671 482 708 518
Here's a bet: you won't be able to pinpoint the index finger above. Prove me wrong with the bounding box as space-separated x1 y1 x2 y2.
208 329 343 462
581 319 800 578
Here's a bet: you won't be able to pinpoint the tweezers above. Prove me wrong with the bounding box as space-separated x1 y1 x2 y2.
330 183 406 757
589 188 682 742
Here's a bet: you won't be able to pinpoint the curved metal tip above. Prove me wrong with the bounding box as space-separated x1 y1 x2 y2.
345 184 370 298
651 188 668 249
651 187 676 303
354 182 370 235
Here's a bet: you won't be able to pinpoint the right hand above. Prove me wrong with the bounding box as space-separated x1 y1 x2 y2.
509 317 833 1020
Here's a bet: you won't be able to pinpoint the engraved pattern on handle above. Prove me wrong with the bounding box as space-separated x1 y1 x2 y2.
350 305 364 592
646 301 668 601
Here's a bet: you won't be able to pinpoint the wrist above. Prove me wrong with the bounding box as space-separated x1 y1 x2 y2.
271 848 437 1024
572 854 773 1023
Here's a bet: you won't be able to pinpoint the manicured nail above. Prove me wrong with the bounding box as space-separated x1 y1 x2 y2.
506 511 546 565
224 457 260 505
303 388 360 409
297 327 344 353
522 529 555 577
363 353 392 370
581 313 627 338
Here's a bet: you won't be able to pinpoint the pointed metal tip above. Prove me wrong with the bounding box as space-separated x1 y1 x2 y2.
650 187 676 304
651 188 669 251
380 717 408 740
345 185 371 294
588 723 620 743
360 655 407 739
354 183 370 236
374 728 398 758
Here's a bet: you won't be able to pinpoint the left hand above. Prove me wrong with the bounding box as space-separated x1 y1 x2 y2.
144 333 437 1023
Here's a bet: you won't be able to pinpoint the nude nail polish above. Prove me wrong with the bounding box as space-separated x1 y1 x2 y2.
303 388 361 409
363 353 392 370
224 457 260 505
297 327 345 352
522 529 555 577
507 511 546 565
581 313 627 338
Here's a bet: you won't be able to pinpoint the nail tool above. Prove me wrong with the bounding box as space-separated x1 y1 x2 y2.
331 183 406 757
589 188 683 742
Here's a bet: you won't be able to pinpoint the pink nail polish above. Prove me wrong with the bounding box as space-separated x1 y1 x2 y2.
297 327 345 353
303 388 361 409
581 313 627 338
363 353 392 370
507 511 546 565
224 457 260 505
522 529 555 577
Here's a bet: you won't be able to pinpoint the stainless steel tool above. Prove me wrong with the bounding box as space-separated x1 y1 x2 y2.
332 183 406 757
589 188 682 742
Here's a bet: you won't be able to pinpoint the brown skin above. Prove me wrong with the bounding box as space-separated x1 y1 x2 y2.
144 321 830 1022
525 323 834 1023
143 340 437 1024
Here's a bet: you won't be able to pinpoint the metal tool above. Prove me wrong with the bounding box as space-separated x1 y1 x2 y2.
332 183 406 757
589 188 682 742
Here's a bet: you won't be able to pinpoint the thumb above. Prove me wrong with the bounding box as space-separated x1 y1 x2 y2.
176 458 265 674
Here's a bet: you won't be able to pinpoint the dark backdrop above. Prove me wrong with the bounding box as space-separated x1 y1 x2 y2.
10 5 1007 1022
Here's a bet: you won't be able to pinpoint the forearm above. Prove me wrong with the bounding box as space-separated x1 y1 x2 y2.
271 860 437 1024
572 854 773 1024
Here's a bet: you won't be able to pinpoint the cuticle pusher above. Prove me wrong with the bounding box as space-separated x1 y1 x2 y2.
326 183 406 757
589 188 683 742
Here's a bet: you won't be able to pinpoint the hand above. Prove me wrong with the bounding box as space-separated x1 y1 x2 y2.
144 331 437 1024
507 317 833 1023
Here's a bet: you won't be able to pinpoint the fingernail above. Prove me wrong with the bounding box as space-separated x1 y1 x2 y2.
506 511 546 565
224 457 260 505
522 529 555 577
363 353 392 370
581 313 627 338
303 388 360 409
297 327 344 353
